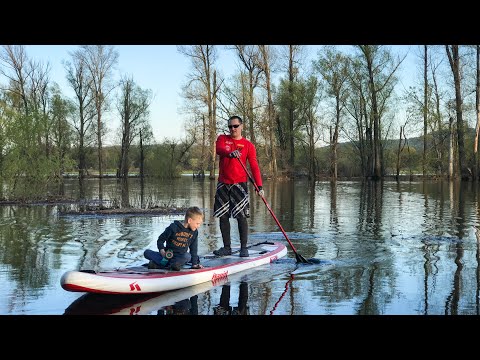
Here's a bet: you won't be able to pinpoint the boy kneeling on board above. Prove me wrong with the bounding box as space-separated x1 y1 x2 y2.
144 206 204 271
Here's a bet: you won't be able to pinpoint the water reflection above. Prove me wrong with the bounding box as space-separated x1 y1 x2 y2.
476 227 480 315
157 295 199 315
4 178 480 314
64 277 228 315
121 178 130 208
445 241 463 315
213 282 249 315
0 206 54 296
269 274 294 315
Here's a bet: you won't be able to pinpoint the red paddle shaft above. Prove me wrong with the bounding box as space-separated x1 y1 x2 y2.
235 157 301 255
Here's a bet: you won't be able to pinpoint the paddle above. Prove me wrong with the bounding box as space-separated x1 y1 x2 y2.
235 156 311 264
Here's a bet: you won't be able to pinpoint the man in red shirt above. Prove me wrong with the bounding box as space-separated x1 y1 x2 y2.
213 115 264 257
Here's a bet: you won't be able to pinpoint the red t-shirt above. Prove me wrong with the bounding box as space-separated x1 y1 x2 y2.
216 134 263 187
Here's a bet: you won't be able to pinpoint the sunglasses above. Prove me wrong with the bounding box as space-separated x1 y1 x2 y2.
228 124 241 129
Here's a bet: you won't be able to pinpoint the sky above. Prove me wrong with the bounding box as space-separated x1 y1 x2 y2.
24 45 418 145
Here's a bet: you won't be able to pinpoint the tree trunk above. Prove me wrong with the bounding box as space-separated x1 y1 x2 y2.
209 69 216 180
139 131 145 179
248 69 256 145
96 96 103 200
449 116 454 179
264 51 277 176
212 70 217 178
474 45 480 180
423 45 428 177
396 125 402 179
446 45 468 180
288 45 295 173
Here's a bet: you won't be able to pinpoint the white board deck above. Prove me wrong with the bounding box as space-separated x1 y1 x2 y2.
61 241 287 294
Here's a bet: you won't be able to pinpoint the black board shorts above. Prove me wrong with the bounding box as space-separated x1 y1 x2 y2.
213 182 250 218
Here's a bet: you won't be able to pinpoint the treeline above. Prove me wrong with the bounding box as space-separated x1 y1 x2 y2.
0 45 192 200
1 45 480 201
180 45 480 183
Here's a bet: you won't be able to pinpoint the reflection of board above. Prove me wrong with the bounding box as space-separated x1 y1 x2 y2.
64 278 227 315
61 241 286 294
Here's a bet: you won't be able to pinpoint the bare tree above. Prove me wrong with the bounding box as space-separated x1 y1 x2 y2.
344 57 371 177
178 45 221 179
429 51 448 177
0 45 30 115
232 45 263 145
65 52 96 180
446 45 468 180
116 75 152 179
258 45 277 176
77 45 119 200
314 46 349 180
423 45 428 177
474 45 480 180
296 75 322 180
356 45 405 180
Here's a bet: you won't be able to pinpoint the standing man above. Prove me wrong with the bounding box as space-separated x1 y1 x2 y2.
213 115 264 257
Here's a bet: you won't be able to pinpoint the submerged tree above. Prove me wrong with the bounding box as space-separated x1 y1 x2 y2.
178 45 221 180
314 46 349 180
446 45 468 180
65 51 96 181
116 75 152 179
77 45 119 200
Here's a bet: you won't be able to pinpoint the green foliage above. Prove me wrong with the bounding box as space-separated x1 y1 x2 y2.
0 109 69 199
144 143 182 178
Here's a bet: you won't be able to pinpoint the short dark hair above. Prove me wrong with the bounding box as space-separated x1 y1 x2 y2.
228 115 243 124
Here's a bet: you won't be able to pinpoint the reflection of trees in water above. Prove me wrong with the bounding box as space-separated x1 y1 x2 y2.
281 181 295 232
0 207 57 306
476 229 480 315
7 177 480 314
76 215 160 270
357 180 383 238
308 181 315 229
248 273 303 315
73 178 187 210
445 242 463 315
75 218 103 271
330 181 395 314
476 179 480 315
356 262 379 315
278 179 319 257
444 181 465 315
472 183 480 315
421 182 440 315
198 286 214 315
251 281 272 314
312 264 395 315
121 178 130 208
329 181 339 235
269 180 398 315
421 240 441 315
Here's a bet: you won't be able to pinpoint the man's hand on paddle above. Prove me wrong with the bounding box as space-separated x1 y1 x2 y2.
229 150 241 158
256 186 264 197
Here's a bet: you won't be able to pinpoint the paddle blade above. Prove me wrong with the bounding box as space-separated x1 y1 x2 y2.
295 252 312 264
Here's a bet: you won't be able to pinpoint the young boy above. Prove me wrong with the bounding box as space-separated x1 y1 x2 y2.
144 206 204 271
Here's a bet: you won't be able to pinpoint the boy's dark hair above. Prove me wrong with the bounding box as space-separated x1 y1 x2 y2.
185 206 203 221
228 115 243 124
